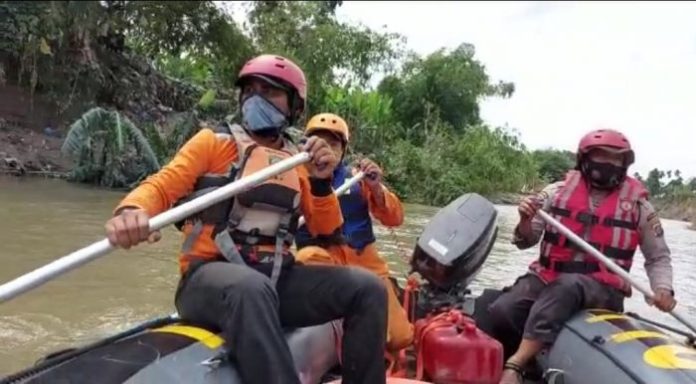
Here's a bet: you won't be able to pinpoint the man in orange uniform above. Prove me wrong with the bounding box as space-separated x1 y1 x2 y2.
294 113 414 352
104 55 388 384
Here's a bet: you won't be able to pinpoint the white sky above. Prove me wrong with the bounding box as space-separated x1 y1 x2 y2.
226 1 696 178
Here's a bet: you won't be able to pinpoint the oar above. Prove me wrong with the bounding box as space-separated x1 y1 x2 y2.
0 152 312 304
297 171 366 227
537 209 696 334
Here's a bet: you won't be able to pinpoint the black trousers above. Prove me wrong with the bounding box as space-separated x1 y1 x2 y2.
488 273 625 347
175 259 388 384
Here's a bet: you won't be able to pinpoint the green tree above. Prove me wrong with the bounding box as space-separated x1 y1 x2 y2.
111 1 255 88
645 168 665 196
532 148 576 183
378 43 514 140
246 1 403 116
0 1 235 116
688 177 696 191
382 124 537 205
3 1 550 205
665 169 684 191
321 86 398 158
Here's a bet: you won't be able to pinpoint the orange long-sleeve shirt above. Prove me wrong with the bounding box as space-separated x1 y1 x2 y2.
353 169 404 228
114 127 343 273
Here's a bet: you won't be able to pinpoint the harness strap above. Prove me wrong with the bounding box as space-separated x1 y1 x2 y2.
181 220 205 255
270 214 295 287
539 255 630 273
214 230 246 265
549 206 637 230
270 230 286 287
543 232 635 261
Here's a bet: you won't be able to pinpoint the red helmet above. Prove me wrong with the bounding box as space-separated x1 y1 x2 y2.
235 54 307 107
577 129 635 166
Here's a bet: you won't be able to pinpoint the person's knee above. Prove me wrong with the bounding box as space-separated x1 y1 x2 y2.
236 270 274 294
176 263 275 327
222 268 277 305
488 294 518 330
348 267 388 308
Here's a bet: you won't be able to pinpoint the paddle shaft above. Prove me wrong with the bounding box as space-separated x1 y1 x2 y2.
297 171 366 227
0 152 312 304
538 209 696 334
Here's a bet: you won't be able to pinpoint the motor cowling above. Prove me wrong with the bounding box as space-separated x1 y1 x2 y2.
409 193 498 291
414 309 503 384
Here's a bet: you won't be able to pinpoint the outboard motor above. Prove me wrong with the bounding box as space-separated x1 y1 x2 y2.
409 193 498 317
405 193 503 384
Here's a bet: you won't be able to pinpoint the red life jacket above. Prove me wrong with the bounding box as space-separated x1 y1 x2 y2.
530 170 648 291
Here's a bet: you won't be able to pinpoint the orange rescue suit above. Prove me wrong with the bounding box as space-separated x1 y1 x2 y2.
296 171 414 352
114 127 343 274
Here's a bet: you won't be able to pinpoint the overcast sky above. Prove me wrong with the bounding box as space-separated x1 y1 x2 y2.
335 1 696 178
227 1 696 178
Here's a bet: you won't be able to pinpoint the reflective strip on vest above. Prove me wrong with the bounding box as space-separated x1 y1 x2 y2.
541 170 582 260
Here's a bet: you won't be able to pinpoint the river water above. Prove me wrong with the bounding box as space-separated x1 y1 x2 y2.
1 176 696 375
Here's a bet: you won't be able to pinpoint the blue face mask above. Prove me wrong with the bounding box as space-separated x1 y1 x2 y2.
241 94 289 136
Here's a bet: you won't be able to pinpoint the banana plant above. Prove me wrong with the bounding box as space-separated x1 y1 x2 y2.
61 107 160 189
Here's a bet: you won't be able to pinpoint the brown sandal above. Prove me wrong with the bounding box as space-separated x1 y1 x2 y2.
500 361 524 384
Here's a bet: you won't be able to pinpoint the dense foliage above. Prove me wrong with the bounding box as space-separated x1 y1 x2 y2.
532 149 576 184
4 1 564 205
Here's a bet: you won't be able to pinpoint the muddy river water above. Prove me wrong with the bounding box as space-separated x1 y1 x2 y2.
1 176 695 375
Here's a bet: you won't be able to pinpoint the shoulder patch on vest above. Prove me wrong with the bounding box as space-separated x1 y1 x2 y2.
647 212 664 237
620 199 634 212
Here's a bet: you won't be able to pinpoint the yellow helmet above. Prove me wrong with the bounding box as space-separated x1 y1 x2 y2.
305 113 350 143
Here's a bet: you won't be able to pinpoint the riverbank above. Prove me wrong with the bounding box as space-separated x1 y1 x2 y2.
2 124 694 228
653 197 696 229
0 125 71 177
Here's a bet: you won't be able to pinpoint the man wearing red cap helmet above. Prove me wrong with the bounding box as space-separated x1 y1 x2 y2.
104 54 388 384
487 129 676 384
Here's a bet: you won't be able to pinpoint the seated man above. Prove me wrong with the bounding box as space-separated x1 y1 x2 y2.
294 113 414 352
488 129 677 384
105 55 388 384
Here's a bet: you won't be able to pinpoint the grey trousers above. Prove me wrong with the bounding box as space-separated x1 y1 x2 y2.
488 273 625 345
175 260 388 384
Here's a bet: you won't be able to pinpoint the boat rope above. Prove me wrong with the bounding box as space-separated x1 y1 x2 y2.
625 311 696 347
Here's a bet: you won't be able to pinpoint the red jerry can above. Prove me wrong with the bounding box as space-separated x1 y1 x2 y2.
414 310 503 384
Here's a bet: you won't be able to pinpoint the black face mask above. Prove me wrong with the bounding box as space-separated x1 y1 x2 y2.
581 159 627 190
